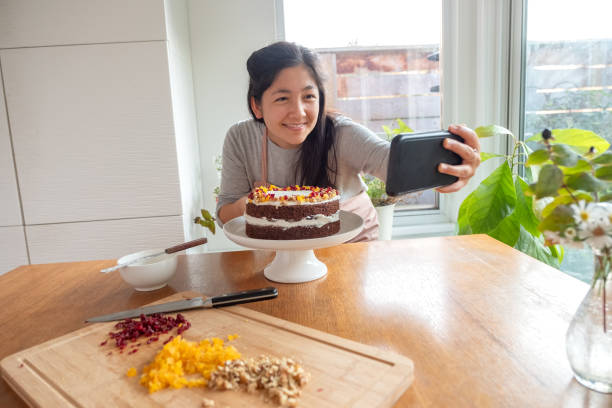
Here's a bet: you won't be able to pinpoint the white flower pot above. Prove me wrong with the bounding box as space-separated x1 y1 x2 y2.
375 204 395 240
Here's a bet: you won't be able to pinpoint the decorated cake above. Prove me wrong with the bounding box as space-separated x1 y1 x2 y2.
245 185 340 240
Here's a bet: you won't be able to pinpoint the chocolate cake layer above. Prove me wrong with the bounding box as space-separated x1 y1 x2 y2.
245 221 340 240
246 200 339 221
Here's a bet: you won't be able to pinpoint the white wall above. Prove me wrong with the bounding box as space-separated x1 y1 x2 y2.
188 0 281 252
0 0 198 273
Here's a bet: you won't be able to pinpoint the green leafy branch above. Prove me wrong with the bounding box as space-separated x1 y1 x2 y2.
458 126 611 267
194 209 216 235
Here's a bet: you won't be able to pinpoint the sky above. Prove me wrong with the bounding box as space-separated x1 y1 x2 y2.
283 0 612 48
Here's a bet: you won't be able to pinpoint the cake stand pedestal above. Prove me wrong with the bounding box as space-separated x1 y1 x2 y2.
223 211 364 283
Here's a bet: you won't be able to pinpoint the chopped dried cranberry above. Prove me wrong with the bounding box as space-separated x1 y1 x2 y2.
101 313 190 351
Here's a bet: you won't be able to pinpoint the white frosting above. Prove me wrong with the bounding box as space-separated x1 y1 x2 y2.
245 212 339 228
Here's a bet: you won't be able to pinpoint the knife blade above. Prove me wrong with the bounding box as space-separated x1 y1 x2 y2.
85 287 278 322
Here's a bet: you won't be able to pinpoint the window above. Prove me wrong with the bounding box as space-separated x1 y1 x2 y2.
282 0 442 212
521 0 612 282
523 0 612 144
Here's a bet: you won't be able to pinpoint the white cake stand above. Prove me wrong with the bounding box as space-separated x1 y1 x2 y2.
223 210 364 283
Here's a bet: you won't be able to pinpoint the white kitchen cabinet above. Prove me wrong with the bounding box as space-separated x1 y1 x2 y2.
2 42 181 225
26 216 183 264
0 0 201 266
0 0 166 48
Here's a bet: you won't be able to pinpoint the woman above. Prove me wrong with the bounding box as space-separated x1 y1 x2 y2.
216 42 480 241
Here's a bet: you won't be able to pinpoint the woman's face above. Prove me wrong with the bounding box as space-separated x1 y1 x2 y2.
251 65 320 149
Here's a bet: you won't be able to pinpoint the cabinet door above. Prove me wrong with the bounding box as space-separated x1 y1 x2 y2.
0 75 22 227
0 0 166 48
2 41 182 225
26 216 184 264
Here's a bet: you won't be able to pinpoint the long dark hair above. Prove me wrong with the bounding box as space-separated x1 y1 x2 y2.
246 41 337 187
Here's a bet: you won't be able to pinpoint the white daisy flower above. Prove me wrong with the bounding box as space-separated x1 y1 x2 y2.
570 201 599 229
596 202 612 231
563 227 577 239
581 221 612 252
556 227 584 248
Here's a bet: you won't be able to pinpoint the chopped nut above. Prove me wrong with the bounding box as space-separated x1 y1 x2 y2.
208 355 310 407
202 398 215 407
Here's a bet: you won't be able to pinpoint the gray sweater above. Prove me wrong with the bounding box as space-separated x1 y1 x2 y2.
216 116 389 221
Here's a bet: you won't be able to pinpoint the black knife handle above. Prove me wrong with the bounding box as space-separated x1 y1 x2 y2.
211 287 278 308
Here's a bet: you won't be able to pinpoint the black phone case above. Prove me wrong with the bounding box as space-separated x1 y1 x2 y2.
385 130 464 196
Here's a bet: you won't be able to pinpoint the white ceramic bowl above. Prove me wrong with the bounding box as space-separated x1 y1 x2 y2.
118 248 178 291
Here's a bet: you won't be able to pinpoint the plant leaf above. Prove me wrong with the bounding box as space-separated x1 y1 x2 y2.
594 166 612 181
534 164 563 198
474 125 513 138
526 149 550 166
550 144 580 167
541 192 593 218
600 193 612 202
200 209 214 221
549 244 564 264
515 226 560 267
457 189 476 235
560 159 592 175
565 172 609 192
538 205 574 233
467 162 516 232
592 151 612 165
396 119 413 133
489 213 520 247
514 178 540 236
528 129 610 154
480 152 505 162
202 219 216 234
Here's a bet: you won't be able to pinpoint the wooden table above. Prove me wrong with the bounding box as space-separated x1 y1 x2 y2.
0 235 610 407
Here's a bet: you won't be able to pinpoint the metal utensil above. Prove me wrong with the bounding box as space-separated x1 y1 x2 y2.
100 237 208 273
85 287 278 322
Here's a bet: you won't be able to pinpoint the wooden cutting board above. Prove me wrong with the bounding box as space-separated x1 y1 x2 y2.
1 292 414 408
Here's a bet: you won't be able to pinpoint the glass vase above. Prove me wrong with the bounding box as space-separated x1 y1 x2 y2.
565 274 612 393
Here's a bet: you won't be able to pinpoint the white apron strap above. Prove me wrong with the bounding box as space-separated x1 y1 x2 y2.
254 128 269 188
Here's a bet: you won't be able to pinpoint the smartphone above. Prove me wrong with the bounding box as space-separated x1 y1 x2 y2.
385 130 464 196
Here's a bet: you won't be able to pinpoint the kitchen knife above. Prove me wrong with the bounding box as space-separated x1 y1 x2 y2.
85 287 278 322
100 237 208 273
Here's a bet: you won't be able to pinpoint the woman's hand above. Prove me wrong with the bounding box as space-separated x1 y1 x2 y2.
218 194 249 225
436 124 481 193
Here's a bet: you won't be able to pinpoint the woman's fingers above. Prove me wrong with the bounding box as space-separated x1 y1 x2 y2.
443 137 480 163
435 178 467 193
438 163 475 178
436 124 482 194
449 124 480 153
